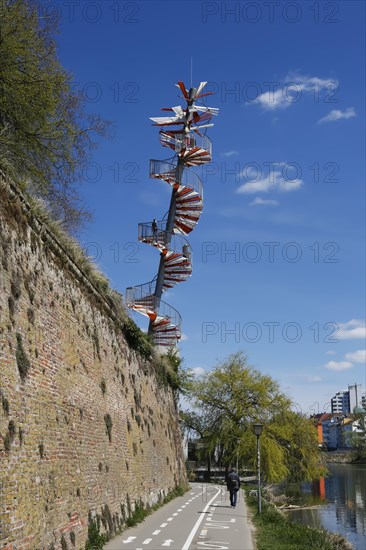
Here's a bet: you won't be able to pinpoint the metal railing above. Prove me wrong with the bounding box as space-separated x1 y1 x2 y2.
160 131 212 160
125 285 181 345
138 222 192 263
149 159 203 199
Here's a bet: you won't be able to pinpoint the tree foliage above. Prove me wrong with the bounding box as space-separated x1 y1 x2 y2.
350 412 366 461
0 0 109 231
182 353 326 482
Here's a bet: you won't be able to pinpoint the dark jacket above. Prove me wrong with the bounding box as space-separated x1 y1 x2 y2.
227 470 241 491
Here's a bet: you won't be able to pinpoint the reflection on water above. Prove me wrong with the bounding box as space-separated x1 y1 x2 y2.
285 464 366 550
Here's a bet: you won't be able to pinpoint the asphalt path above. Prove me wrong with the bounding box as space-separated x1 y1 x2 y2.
104 482 255 550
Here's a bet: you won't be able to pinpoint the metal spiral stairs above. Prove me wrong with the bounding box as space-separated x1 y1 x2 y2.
126 81 218 347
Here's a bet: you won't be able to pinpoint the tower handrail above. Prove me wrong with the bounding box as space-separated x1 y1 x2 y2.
126 286 181 332
149 159 203 199
160 131 212 160
138 222 192 263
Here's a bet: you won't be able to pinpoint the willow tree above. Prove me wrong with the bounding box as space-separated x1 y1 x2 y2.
183 353 325 482
0 0 109 231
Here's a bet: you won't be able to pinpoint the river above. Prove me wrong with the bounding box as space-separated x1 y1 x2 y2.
284 463 366 550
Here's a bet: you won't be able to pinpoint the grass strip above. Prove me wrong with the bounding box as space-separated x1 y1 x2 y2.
244 487 353 550
86 484 189 549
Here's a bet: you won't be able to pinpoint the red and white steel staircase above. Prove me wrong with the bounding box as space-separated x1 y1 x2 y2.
126 81 218 346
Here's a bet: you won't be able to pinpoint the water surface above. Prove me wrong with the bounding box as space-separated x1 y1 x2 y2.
285 463 366 550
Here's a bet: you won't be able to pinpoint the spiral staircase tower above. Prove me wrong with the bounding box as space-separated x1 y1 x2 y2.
126 81 218 346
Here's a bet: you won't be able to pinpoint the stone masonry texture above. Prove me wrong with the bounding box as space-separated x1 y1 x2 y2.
0 179 187 549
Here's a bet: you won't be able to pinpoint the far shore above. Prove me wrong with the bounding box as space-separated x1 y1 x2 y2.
323 450 365 464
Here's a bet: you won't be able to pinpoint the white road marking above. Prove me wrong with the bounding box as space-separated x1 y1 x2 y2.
173 512 178 516
181 487 221 550
160 523 168 528
207 518 236 523
182 505 186 508
152 530 161 535
196 542 229 549
167 517 173 521
177 508 183 511
161 541 174 547
122 536 136 544
142 539 152 545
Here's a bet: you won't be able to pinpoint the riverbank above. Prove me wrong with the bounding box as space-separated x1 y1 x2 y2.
324 450 355 464
323 450 366 464
244 488 353 550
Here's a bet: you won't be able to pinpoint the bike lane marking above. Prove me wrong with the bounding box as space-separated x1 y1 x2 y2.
106 485 207 548
193 488 248 550
181 487 222 550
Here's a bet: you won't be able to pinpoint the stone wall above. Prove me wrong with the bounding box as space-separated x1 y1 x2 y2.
0 179 186 549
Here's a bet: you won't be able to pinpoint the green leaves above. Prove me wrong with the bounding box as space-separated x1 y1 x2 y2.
0 0 109 232
183 352 325 482
350 412 366 460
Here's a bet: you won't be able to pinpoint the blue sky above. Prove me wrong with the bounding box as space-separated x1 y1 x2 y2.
52 0 365 414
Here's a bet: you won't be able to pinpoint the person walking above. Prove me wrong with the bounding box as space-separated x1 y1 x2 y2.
152 219 158 243
227 467 241 508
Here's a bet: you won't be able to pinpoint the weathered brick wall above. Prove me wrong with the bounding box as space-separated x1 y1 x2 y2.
0 181 186 549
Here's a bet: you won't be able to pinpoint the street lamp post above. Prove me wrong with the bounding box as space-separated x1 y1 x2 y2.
253 423 263 514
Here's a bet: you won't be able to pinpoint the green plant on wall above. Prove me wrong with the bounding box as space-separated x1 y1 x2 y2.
1 391 9 415
16 332 31 380
122 318 153 359
104 413 112 443
4 419 16 451
69 531 76 546
85 512 107 550
60 534 68 550
39 443 45 458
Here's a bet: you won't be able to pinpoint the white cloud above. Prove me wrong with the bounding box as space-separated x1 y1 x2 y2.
221 150 239 157
237 164 303 194
249 197 279 206
285 73 338 92
253 73 339 111
307 376 323 382
324 361 353 371
336 320 366 340
345 350 366 363
180 333 188 341
190 367 205 377
318 107 356 123
254 89 290 111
